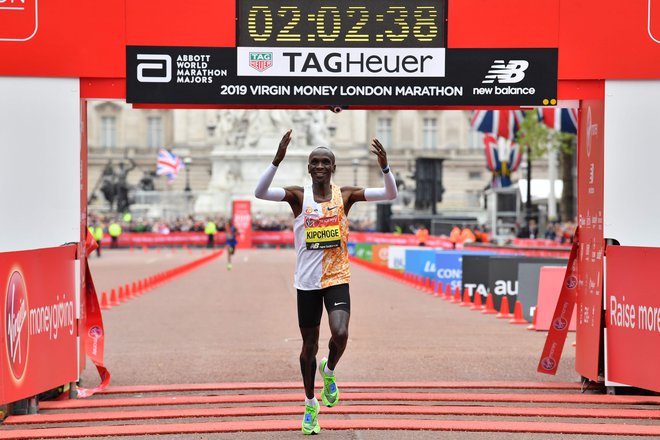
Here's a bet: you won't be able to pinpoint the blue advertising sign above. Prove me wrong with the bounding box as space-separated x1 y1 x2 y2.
347 242 356 257
404 249 439 278
435 250 498 291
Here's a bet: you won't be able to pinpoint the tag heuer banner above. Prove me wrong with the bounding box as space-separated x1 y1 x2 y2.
127 46 557 107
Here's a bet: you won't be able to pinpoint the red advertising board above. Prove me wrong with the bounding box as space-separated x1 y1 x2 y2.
606 246 660 393
232 200 253 249
575 99 605 381
0 246 78 405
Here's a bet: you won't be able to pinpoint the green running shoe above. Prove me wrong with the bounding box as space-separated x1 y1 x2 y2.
301 400 320 435
319 357 339 407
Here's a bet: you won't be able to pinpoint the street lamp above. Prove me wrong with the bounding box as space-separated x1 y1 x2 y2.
352 158 359 186
184 156 192 192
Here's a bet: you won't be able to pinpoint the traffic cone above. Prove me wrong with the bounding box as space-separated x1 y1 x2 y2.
443 284 452 300
459 288 472 307
118 286 124 303
527 310 537 330
110 288 119 306
481 293 498 315
433 280 441 297
100 291 110 310
450 286 461 303
509 300 528 324
470 292 484 310
496 296 513 319
425 277 432 294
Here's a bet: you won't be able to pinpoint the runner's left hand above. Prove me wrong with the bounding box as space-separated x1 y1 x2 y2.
370 138 388 169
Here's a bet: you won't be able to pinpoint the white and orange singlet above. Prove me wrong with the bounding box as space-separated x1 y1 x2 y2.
293 184 350 290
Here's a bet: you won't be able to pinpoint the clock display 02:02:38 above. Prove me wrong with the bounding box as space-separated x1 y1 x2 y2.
237 0 447 47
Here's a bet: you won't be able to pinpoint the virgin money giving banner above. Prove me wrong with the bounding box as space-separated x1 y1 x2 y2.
1 246 78 405
606 246 660 393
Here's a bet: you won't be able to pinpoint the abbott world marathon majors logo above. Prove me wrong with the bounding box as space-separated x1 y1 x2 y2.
5 271 29 381
136 53 227 84
0 0 38 42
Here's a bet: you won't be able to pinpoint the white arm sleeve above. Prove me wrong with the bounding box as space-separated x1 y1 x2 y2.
364 169 398 201
254 163 286 201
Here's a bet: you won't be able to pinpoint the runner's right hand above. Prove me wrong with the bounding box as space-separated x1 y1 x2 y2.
273 129 292 166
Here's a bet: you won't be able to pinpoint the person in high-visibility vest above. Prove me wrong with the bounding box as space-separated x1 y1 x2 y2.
108 221 122 249
205 219 217 249
415 225 429 246
449 225 462 249
460 227 476 244
91 223 104 257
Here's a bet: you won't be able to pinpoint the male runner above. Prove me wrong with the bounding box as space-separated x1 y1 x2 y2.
225 219 238 270
254 129 397 434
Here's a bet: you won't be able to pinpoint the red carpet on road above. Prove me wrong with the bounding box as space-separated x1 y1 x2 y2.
3 382 660 438
3 249 655 439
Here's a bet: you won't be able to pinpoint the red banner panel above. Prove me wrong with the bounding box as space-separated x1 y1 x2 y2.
575 99 605 381
606 246 660 393
233 200 253 249
0 246 78 405
0 0 126 77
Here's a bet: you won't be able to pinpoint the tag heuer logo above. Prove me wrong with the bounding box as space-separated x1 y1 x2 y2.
249 52 273 72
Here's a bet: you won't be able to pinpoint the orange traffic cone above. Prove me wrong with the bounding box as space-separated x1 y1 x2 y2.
481 293 498 315
459 288 472 307
110 288 119 306
470 292 483 310
496 296 513 319
509 300 528 324
433 281 441 297
100 291 110 310
443 284 452 300
527 310 537 330
450 286 461 303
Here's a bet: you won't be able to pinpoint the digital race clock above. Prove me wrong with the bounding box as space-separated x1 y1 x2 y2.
237 0 447 48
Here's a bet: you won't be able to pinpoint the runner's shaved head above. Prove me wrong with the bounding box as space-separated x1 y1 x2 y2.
309 146 335 164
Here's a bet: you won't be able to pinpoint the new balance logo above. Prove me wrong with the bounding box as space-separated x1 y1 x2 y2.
482 60 529 84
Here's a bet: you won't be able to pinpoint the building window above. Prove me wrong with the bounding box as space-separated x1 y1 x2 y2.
468 171 483 180
101 116 116 148
147 116 163 148
377 118 392 148
422 118 437 150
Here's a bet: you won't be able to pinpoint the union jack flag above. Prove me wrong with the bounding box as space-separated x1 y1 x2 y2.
470 110 524 140
538 108 578 134
484 133 522 188
156 149 183 181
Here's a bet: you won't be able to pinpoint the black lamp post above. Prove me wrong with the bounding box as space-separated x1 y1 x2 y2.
184 157 192 193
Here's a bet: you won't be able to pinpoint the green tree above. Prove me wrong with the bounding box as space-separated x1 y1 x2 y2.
515 110 577 222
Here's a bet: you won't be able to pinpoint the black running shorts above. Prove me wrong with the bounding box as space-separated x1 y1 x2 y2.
297 283 350 328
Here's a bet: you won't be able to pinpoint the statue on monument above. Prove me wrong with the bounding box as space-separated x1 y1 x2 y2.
210 109 329 149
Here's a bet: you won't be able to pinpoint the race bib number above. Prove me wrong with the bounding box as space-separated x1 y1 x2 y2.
305 215 340 250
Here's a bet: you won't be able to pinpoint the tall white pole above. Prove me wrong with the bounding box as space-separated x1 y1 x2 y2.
548 148 558 220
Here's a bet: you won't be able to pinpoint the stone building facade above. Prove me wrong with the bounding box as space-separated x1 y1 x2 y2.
86 101 549 221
